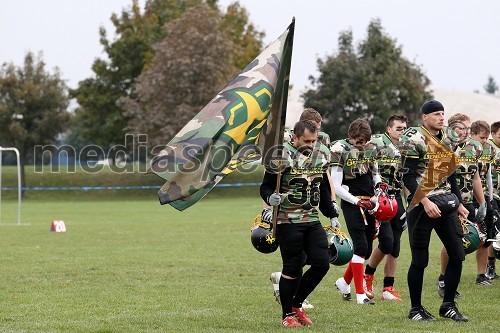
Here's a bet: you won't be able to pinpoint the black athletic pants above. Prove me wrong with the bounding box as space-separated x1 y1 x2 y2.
407 201 465 307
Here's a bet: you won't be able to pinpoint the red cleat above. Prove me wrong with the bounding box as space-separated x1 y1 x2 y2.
364 274 375 299
282 315 301 327
292 307 313 326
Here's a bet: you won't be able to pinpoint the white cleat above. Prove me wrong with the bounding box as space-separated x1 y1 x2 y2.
270 272 281 304
302 299 314 309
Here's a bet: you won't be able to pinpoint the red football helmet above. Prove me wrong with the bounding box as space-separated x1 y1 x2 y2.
369 189 398 221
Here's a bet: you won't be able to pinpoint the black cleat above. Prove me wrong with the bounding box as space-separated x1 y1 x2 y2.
485 265 499 280
360 297 375 305
342 292 353 301
476 274 494 286
408 306 435 321
439 302 469 322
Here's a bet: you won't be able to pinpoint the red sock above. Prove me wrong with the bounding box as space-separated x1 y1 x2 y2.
343 261 353 284
352 262 365 294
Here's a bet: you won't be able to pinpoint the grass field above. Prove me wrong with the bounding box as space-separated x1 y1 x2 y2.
0 196 499 333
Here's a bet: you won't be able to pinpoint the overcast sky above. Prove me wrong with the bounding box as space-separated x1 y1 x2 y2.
2 0 500 95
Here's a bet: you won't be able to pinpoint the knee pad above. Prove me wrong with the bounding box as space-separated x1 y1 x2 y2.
411 247 429 269
309 262 330 278
282 257 304 279
377 234 394 254
390 240 401 258
353 243 368 258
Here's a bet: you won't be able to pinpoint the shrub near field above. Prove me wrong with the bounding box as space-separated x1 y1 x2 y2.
0 164 263 201
0 198 499 332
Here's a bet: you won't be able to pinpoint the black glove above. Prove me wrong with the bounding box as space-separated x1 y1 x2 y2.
375 181 396 195
261 208 273 224
491 199 499 213
375 182 389 192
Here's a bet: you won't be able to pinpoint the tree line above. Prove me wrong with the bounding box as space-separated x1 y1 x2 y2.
1 0 498 189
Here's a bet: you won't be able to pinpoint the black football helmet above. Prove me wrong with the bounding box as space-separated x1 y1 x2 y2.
251 213 278 254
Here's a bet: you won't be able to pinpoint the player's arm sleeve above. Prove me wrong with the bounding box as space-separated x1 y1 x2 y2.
319 173 338 218
448 172 464 204
331 166 359 205
402 157 419 196
260 171 277 205
487 166 494 199
372 172 382 186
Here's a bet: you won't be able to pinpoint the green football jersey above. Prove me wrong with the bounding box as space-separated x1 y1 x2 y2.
273 141 331 224
366 133 404 192
489 139 500 201
477 141 494 196
454 138 482 204
330 138 375 197
400 125 458 198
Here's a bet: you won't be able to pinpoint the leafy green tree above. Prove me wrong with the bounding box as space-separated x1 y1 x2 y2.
484 75 498 95
303 19 432 139
70 0 263 151
0 52 70 190
119 4 237 147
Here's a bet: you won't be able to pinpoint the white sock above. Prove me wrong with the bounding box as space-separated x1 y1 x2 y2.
356 293 367 304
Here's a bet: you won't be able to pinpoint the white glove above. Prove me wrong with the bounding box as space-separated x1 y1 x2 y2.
330 217 341 229
268 193 284 206
332 200 339 215
400 212 407 231
476 202 487 223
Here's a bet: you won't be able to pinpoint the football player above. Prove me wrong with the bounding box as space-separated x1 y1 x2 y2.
402 100 469 322
267 108 338 310
436 114 488 299
470 121 496 284
362 115 408 301
260 120 338 327
330 118 382 305
486 121 500 279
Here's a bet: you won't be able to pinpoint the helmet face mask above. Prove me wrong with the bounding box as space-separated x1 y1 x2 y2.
369 189 398 222
324 226 353 266
251 214 278 254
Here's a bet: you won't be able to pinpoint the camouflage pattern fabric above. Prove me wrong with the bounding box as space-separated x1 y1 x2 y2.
330 139 374 180
149 21 295 211
400 126 459 209
454 138 482 204
270 141 330 224
477 141 494 196
329 138 377 197
489 139 500 201
366 133 404 192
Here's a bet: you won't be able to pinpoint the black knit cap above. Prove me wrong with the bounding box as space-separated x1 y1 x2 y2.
420 100 444 114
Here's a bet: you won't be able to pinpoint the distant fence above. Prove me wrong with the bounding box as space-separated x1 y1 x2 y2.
0 183 261 191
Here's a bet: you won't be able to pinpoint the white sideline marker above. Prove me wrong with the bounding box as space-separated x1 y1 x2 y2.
50 220 66 233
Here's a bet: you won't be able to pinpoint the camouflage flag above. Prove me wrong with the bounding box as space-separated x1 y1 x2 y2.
150 19 295 211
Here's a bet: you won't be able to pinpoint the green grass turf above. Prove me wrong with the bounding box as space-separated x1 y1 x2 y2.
0 197 499 332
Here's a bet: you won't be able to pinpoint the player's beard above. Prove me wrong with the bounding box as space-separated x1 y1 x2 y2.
297 145 313 155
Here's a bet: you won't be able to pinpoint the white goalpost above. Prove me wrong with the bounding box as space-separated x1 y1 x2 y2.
0 147 21 225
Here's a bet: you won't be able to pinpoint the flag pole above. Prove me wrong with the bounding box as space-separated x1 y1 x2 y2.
272 161 283 238
269 18 294 238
